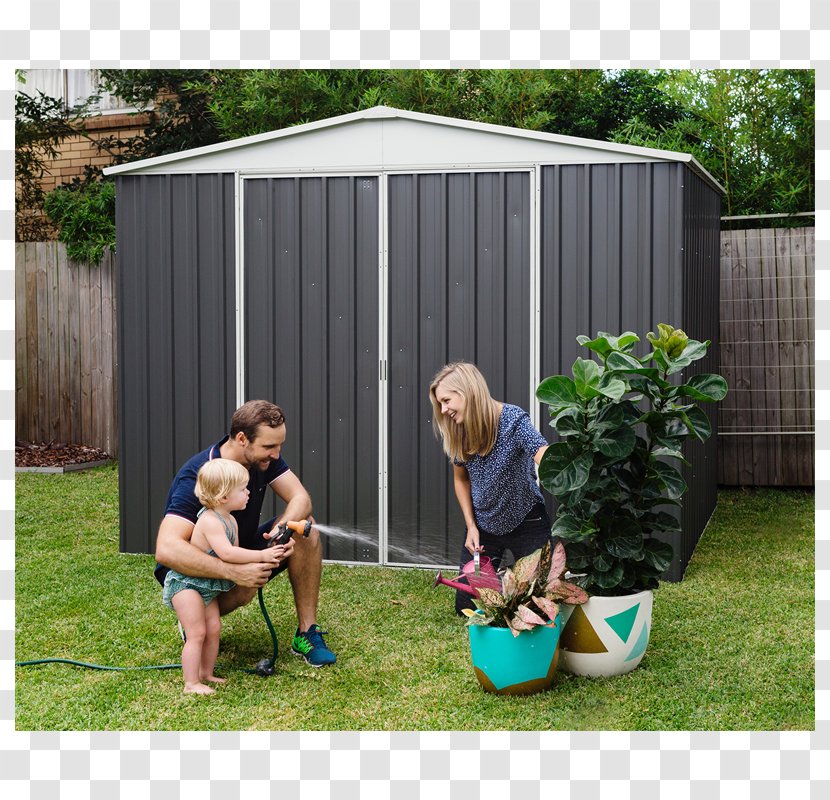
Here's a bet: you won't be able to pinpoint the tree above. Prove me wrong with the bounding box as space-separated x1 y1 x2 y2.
15 70 220 260
185 69 680 144
95 70 221 165
15 72 89 241
610 69 814 218
18 69 813 259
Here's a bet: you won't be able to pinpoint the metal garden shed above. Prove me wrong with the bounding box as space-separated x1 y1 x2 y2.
105 105 723 580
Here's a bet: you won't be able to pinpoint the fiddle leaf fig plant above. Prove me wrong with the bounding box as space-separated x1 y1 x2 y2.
536 325 727 597
463 540 589 637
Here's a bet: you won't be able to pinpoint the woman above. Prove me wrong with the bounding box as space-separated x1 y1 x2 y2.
429 362 551 614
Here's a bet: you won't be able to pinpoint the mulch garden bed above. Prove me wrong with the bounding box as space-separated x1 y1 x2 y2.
15 440 113 471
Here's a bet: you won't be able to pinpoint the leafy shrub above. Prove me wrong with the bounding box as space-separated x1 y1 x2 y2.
463 540 588 636
44 179 116 265
536 326 728 596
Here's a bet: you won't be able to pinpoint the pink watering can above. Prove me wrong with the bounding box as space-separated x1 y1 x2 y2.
433 552 503 597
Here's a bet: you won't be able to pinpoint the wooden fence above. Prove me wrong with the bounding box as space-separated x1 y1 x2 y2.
718 226 814 486
15 242 118 456
15 229 816 483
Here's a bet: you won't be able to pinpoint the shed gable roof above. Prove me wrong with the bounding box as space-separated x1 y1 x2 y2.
104 105 723 193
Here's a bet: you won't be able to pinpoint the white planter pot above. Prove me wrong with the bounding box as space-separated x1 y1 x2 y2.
557 589 653 677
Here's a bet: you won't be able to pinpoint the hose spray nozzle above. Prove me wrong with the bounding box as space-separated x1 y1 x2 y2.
271 519 313 546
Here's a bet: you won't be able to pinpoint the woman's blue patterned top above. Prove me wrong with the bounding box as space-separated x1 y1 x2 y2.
456 403 547 535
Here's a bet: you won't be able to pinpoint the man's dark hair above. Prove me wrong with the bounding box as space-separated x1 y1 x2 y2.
230 400 286 442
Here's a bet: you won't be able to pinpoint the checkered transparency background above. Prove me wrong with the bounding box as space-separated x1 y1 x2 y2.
1 0 826 795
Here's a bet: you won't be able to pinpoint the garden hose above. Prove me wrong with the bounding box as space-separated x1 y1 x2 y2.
14 658 181 672
16 587 279 677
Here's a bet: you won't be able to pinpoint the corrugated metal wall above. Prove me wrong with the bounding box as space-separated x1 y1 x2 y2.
243 176 380 561
116 174 237 553
386 171 531 565
115 163 720 577
677 169 722 579
538 162 720 581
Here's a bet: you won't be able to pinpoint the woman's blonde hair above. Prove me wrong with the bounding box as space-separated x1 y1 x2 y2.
429 362 500 462
194 458 249 509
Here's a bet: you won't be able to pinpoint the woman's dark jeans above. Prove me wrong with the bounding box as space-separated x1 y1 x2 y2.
455 502 552 615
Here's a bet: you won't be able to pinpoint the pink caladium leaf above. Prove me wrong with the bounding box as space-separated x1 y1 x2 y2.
538 540 552 582
546 579 589 605
513 548 542 586
508 614 534 637
532 595 560 623
475 587 506 610
501 567 517 597
548 540 568 581
464 611 495 626
514 602 548 627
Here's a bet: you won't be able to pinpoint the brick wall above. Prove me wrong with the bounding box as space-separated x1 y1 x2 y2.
17 109 149 241
38 111 150 193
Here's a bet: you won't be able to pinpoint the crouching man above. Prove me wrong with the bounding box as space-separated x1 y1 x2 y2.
154 399 336 666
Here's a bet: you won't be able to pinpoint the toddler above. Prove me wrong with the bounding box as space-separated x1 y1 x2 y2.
162 458 281 694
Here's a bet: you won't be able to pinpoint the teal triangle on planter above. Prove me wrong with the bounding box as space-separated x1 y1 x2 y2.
624 622 650 662
605 603 640 643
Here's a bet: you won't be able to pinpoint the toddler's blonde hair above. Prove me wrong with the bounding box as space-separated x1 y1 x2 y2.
194 458 249 509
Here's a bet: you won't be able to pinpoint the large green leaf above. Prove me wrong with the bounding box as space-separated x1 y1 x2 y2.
593 424 637 459
628 375 662 401
536 375 579 409
538 443 593 495
652 445 690 465
605 351 664 383
640 510 682 533
577 331 639 358
552 513 597 542
603 528 644 559
649 347 670 373
592 403 624 430
638 495 681 509
664 339 710 375
677 405 713 441
592 551 616 571
642 538 674 572
562 540 593 570
554 407 585 437
572 357 601 399
592 562 624 589
650 460 687 499
596 372 627 400
677 373 728 402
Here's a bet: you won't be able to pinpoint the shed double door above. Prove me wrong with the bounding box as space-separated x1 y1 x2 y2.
243 171 532 566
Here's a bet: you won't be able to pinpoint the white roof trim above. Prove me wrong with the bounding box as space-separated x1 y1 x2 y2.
103 105 724 193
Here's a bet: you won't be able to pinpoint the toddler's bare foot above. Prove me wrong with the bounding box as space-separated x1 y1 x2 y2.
184 682 215 695
203 675 227 684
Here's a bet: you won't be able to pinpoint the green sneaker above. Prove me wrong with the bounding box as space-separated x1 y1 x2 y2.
291 624 336 667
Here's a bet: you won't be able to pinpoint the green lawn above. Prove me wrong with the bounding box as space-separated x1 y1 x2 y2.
15 465 814 730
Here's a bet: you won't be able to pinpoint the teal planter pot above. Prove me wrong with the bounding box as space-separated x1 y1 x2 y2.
468 616 563 695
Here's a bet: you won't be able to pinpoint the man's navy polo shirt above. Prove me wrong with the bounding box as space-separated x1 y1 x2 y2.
154 436 289 584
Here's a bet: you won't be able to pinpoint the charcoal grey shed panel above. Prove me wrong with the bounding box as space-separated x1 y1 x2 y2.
539 162 721 580
115 174 237 553
386 171 531 564
243 176 380 561
107 105 723 580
